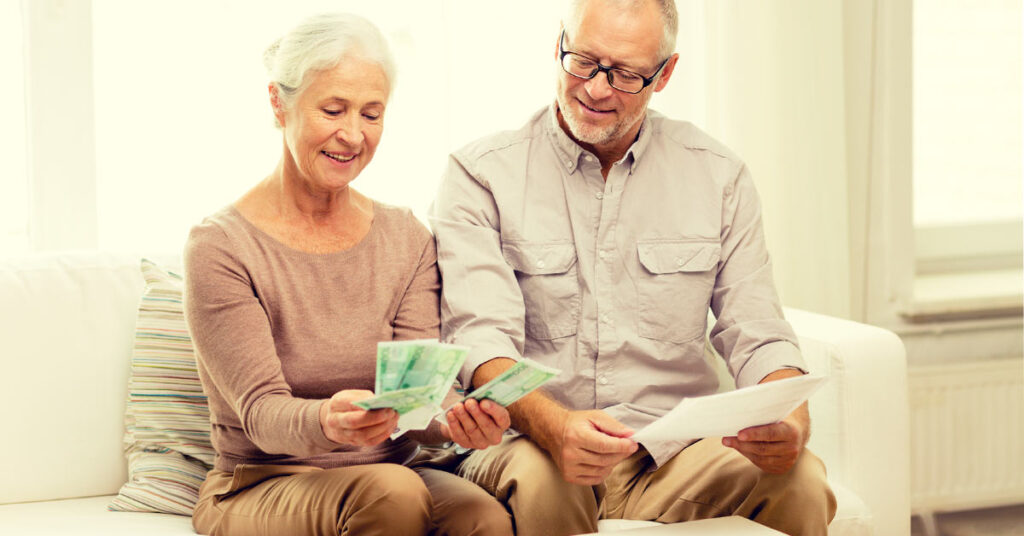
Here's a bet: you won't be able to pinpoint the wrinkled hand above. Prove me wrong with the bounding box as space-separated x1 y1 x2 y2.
723 411 807 474
552 410 638 485
441 398 511 450
319 390 399 447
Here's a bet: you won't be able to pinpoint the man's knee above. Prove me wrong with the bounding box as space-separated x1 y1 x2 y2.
760 450 836 519
460 437 599 535
730 448 836 535
488 438 589 501
441 490 513 536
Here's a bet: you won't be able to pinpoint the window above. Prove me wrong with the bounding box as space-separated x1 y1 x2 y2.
910 0 1022 320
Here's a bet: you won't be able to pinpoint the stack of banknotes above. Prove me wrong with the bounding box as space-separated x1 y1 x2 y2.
353 339 560 436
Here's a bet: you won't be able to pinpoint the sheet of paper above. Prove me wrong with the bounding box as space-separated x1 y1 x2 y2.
632 374 828 444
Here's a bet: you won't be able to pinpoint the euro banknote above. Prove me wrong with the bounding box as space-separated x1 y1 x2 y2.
462 358 560 407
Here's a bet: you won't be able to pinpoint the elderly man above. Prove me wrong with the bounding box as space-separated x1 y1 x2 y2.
430 0 837 534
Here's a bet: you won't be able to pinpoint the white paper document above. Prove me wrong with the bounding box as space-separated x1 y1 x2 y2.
632 374 828 443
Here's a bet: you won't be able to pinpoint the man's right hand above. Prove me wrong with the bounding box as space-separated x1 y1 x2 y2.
552 409 638 485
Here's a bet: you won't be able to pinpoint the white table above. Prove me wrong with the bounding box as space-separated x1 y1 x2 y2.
586 516 785 535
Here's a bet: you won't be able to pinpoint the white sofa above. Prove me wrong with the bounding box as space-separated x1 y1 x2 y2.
0 252 910 535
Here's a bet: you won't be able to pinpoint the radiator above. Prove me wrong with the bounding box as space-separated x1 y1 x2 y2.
908 358 1024 514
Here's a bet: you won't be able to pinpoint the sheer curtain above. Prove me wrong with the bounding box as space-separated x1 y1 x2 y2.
0 0 28 252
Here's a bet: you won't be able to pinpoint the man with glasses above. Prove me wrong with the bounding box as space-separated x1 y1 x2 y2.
430 0 836 534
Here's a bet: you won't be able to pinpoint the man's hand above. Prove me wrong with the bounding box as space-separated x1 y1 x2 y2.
722 410 807 474
441 398 511 449
552 410 638 485
319 390 399 447
723 369 810 474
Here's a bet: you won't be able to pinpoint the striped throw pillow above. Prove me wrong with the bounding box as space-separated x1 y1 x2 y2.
109 259 214 516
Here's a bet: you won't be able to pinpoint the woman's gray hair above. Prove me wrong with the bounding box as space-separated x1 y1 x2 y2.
564 0 678 61
264 12 396 123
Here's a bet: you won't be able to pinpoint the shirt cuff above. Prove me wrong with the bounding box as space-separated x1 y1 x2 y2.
458 340 522 390
733 340 807 389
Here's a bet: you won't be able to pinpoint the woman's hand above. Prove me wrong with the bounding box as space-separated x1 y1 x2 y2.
441 398 511 449
319 390 399 447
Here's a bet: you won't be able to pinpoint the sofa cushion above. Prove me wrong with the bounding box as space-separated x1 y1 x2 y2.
0 253 144 504
0 496 196 535
109 260 213 515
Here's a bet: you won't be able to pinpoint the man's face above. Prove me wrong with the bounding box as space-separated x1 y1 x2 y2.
556 0 667 150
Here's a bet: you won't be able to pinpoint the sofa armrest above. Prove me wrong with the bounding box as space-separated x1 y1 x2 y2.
784 307 910 536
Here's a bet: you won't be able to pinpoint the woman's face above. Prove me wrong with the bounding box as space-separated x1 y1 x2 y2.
275 55 389 194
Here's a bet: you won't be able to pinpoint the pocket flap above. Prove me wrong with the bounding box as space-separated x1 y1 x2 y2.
637 241 721 274
502 242 577 275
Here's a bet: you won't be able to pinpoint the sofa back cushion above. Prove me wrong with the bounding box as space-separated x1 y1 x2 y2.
0 253 144 504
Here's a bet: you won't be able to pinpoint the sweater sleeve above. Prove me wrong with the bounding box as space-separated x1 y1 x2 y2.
183 223 339 457
391 220 442 342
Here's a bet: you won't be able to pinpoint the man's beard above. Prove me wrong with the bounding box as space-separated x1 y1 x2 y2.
556 88 648 147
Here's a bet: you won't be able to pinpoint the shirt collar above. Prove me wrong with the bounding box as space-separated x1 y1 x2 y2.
545 102 654 175
546 103 585 174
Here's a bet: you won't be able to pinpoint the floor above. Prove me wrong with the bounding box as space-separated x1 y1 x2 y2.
911 504 1024 536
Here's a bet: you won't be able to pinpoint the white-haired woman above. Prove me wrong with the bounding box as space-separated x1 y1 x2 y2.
184 13 513 536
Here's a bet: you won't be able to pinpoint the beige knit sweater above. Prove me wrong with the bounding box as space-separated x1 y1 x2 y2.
184 203 442 472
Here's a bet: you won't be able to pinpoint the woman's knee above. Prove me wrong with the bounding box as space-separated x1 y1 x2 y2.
334 464 432 532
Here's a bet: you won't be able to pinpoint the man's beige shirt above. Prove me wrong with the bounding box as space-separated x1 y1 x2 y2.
430 105 805 466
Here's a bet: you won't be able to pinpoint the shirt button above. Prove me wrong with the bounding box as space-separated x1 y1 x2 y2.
595 192 604 200
676 257 685 266
566 160 573 167
536 260 546 269
599 376 609 385
601 313 610 323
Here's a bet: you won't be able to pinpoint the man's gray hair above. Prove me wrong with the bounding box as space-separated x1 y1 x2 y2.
264 13 396 123
564 0 678 61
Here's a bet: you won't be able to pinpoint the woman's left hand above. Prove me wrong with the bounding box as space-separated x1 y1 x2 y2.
441 398 511 449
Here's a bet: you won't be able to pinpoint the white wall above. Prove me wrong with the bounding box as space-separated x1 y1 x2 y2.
702 0 853 319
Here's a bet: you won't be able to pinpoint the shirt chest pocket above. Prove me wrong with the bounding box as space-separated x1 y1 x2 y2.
636 240 720 344
502 241 580 340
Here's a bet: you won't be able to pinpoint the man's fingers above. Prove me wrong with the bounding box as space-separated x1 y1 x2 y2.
463 399 505 444
578 427 637 455
576 447 634 467
725 436 799 458
452 403 490 446
563 463 614 485
738 422 792 442
590 414 635 439
479 399 512 430
445 412 472 446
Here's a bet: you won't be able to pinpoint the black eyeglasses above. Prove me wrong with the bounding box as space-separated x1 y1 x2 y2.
558 30 668 94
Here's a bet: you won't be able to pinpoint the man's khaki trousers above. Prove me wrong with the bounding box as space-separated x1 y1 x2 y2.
457 435 837 536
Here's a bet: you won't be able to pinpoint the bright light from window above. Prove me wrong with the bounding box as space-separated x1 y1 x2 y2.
913 0 1022 228
92 0 564 254
0 0 29 253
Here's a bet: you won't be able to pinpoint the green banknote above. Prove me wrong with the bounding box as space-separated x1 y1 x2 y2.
396 343 469 404
352 385 438 414
375 339 433 394
463 358 560 407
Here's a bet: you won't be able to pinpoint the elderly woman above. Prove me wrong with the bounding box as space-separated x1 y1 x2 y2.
184 13 512 536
